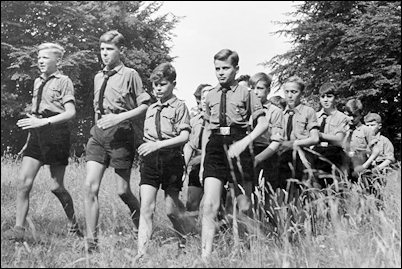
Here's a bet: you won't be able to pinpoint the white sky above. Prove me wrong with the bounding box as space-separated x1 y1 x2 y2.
152 1 299 109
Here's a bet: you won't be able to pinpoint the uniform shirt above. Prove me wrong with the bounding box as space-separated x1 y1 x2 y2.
188 112 205 152
283 103 319 141
31 71 75 114
93 63 151 114
343 124 372 153
205 83 264 130
143 95 191 142
254 102 284 147
317 109 349 137
369 133 395 164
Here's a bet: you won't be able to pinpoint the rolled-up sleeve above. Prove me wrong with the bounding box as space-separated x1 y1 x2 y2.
270 108 284 141
131 71 151 106
307 108 319 131
175 102 191 133
61 77 75 104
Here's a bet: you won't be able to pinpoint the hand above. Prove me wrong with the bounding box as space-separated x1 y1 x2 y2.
137 141 160 156
16 114 47 129
278 140 294 154
97 114 123 129
354 165 366 174
227 138 249 159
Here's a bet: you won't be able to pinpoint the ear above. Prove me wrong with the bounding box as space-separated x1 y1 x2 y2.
56 57 62 68
235 65 239 75
119 46 126 54
172 80 177 87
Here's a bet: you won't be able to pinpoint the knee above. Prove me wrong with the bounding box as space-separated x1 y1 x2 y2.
17 175 34 194
202 200 219 217
83 181 99 199
140 202 155 219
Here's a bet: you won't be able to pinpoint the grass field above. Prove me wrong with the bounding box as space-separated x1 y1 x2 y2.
1 156 401 268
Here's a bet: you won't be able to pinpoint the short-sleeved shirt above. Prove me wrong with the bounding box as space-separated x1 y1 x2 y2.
31 71 75 114
188 112 205 152
205 83 264 130
143 95 191 142
93 63 151 114
317 109 349 137
344 124 372 153
254 102 284 147
283 103 319 141
369 133 395 164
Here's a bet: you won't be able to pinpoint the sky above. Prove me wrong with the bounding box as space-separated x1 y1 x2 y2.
151 1 299 109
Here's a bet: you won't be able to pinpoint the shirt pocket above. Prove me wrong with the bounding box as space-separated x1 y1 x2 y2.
209 101 220 119
112 85 131 109
144 113 155 134
49 86 63 103
230 101 248 118
352 133 367 149
295 119 308 137
162 108 177 134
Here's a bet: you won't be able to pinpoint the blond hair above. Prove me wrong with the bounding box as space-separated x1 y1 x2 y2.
38 42 65 59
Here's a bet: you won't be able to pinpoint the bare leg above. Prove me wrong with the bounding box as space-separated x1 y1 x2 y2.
165 189 191 237
115 168 141 229
201 177 223 259
15 157 42 227
137 184 158 256
83 161 106 240
49 164 79 229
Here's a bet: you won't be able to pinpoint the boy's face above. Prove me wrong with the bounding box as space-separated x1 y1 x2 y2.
100 42 121 69
37 49 59 75
344 110 362 127
214 59 238 87
283 82 302 108
365 120 381 135
320 93 335 109
252 81 269 104
153 78 175 102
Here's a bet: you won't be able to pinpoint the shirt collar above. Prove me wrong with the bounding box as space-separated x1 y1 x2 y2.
284 103 302 114
317 108 338 118
102 63 124 75
156 94 177 108
40 70 61 80
217 82 239 92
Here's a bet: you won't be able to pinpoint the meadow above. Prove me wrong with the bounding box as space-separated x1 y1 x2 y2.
1 155 401 268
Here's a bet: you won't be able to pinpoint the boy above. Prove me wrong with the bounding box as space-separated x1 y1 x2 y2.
6 42 81 241
249 72 284 206
84 30 151 252
200 49 268 259
183 84 212 216
357 113 395 171
342 99 373 179
136 62 191 258
278 76 319 192
313 82 350 188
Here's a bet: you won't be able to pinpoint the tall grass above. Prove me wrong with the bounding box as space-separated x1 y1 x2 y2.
1 156 401 268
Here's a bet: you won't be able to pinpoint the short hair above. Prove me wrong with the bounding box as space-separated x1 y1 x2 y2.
345 98 363 116
319 82 337 96
236 74 250 84
194 84 211 100
269 95 286 110
284 76 305 92
364 112 382 124
214 49 239 67
150 62 176 83
99 30 125 47
249 72 272 90
38 42 65 59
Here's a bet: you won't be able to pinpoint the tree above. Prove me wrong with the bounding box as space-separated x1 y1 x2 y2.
266 1 401 158
1 1 179 155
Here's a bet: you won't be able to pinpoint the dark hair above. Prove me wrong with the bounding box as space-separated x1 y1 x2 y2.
249 72 272 90
99 30 125 47
236 74 250 83
269 95 286 110
194 84 211 100
319 82 337 96
364 112 382 124
150 62 176 83
345 98 363 116
284 76 305 92
214 49 239 67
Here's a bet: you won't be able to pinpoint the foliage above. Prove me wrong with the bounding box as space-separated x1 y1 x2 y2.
1 1 179 154
266 1 401 157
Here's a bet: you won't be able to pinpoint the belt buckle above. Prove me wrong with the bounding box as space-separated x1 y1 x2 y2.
219 127 230 135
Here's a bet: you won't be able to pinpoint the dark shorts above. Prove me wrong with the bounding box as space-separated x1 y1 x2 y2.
188 164 202 188
254 146 281 191
139 148 184 192
85 121 135 169
312 145 347 187
203 132 254 187
277 147 315 189
24 123 70 166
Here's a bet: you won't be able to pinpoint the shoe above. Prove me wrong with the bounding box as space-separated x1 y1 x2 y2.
67 224 84 238
85 238 99 254
3 226 26 242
